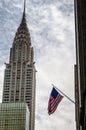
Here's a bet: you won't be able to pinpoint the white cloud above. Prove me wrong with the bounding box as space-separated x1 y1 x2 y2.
0 0 76 130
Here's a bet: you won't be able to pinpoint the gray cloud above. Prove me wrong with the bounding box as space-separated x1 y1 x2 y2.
0 0 76 130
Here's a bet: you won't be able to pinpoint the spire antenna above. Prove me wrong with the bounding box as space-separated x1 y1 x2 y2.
21 0 26 24
24 0 26 14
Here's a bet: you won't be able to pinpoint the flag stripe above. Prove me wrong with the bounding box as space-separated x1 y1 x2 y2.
48 87 63 115
49 95 63 114
50 96 63 114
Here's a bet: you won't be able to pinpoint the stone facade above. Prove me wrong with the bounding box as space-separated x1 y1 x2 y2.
2 1 36 130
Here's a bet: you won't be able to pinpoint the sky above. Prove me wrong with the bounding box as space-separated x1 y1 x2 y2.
0 0 76 130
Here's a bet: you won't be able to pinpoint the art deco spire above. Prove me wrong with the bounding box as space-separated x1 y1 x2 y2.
21 0 26 26
10 0 33 64
24 0 26 15
13 0 31 46
3 2 35 130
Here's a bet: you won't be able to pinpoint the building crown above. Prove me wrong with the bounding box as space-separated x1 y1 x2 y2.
13 0 31 46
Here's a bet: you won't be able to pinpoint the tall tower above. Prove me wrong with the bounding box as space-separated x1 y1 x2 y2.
74 0 86 130
2 1 36 130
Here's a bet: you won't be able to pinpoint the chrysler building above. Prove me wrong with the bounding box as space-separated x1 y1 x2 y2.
2 1 36 130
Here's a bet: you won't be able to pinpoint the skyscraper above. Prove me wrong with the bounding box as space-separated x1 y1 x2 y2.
0 102 29 130
74 0 86 130
2 1 36 130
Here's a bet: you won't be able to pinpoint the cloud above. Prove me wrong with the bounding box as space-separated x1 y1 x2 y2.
0 0 76 130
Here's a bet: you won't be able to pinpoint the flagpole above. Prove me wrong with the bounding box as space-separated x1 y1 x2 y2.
52 84 75 104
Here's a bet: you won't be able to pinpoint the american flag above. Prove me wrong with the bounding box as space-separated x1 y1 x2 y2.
48 87 63 115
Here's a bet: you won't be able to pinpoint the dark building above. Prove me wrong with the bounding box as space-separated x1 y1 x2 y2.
74 0 86 130
74 65 80 130
2 1 36 130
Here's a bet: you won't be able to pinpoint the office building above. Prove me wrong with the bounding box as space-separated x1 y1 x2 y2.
2 1 36 130
74 0 86 130
0 103 29 130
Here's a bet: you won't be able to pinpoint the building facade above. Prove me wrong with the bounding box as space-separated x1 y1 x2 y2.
74 65 80 130
0 103 29 130
2 1 36 130
74 0 86 130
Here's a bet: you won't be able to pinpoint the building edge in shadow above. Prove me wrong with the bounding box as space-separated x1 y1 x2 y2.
74 0 86 130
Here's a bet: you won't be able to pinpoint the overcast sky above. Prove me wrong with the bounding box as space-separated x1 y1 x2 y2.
0 0 76 130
